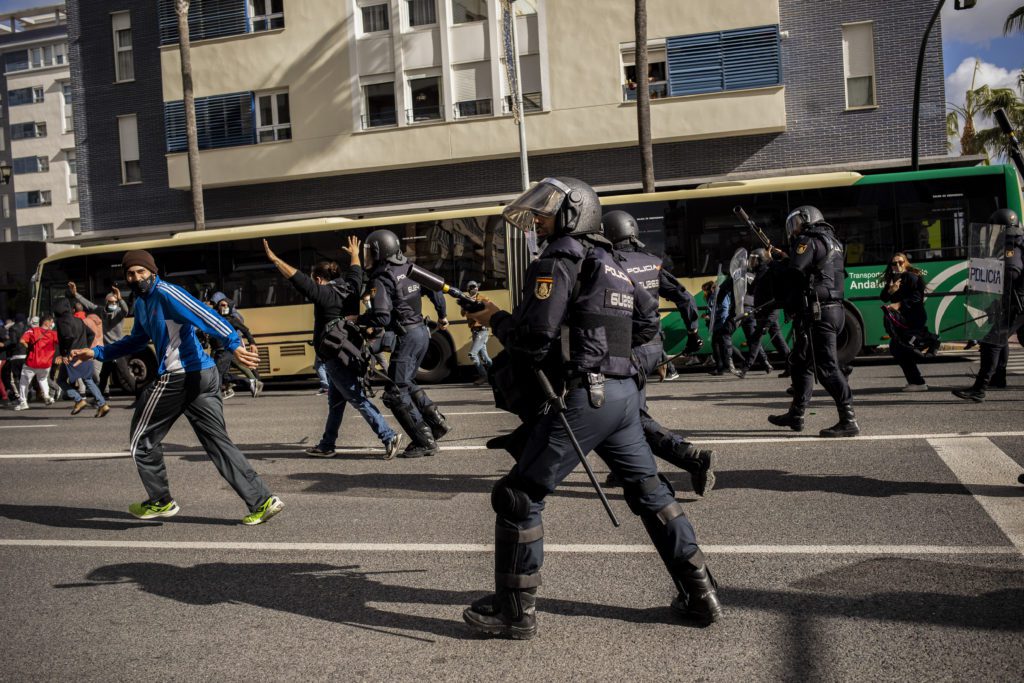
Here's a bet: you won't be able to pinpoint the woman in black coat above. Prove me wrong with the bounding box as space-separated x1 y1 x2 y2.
880 253 934 390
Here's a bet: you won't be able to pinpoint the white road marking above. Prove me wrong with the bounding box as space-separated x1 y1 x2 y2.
0 424 57 429
0 539 1016 555
929 437 1024 552
3 430 1024 459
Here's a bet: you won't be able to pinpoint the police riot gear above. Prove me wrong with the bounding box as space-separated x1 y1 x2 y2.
769 216 858 437
990 208 1021 236
364 229 406 266
465 181 720 639
785 205 825 238
603 210 644 247
502 177 603 237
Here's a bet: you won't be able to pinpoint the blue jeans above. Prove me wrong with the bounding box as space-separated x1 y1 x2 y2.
314 358 329 390
318 357 396 449
469 328 493 378
61 370 105 407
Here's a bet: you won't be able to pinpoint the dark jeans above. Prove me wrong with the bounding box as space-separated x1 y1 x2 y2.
98 357 132 395
790 304 853 411
318 357 396 448
890 340 925 385
711 321 735 371
746 311 790 367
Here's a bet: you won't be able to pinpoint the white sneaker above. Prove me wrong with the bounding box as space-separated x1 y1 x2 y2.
13 402 29 411
44 397 55 405
902 383 928 392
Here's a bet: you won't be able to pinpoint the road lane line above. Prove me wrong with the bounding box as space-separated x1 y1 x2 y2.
5 430 1024 459
0 424 57 429
929 437 1024 553
0 539 1017 554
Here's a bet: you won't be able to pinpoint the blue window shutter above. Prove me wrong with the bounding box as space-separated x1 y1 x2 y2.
667 25 781 97
158 0 250 45
164 92 255 152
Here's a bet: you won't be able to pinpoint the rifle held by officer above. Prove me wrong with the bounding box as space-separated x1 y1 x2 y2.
406 263 486 312
733 206 774 251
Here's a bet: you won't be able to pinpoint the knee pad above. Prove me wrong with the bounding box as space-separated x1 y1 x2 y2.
623 473 676 516
491 476 532 521
382 389 403 411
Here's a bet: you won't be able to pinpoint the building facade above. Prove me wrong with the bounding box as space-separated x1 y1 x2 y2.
0 4 79 244
69 0 948 239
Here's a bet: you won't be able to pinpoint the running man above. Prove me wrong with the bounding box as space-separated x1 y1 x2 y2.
69 250 284 525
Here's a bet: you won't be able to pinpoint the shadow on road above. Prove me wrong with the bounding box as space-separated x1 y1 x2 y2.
0 504 239 530
714 469 1024 498
54 562 692 641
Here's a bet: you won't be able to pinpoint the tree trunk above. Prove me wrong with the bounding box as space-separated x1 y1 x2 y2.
177 1 205 230
635 0 655 193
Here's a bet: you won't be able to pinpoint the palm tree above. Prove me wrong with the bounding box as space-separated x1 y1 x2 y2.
1004 5 1024 35
946 60 986 155
176 0 205 230
973 78 1024 163
635 0 655 192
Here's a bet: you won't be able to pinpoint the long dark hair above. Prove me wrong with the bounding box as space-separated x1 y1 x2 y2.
312 260 340 282
879 252 926 288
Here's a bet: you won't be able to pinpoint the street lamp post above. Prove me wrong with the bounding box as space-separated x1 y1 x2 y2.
912 0 975 171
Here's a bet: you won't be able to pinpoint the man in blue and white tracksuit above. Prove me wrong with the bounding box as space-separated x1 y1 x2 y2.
70 249 283 525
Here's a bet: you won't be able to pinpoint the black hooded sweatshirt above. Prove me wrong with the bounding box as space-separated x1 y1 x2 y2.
53 298 94 357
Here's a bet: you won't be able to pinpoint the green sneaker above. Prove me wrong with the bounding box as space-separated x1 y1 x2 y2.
242 495 284 526
128 499 180 520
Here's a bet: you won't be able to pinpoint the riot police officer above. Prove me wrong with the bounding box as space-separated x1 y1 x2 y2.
737 248 790 378
953 208 1024 402
603 210 713 496
462 178 721 639
360 230 450 457
768 206 859 437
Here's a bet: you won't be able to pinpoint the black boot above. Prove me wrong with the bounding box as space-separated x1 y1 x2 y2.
400 422 438 458
666 443 715 497
768 407 804 432
820 404 860 438
463 588 538 639
412 389 449 440
671 550 722 625
952 387 986 402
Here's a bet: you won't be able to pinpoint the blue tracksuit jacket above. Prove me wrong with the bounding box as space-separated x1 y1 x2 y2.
93 276 241 374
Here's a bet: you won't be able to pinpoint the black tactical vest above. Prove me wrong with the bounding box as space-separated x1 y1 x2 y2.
385 263 425 326
569 245 637 377
804 226 845 301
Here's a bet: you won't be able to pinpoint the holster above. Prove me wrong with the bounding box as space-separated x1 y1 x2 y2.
565 372 606 409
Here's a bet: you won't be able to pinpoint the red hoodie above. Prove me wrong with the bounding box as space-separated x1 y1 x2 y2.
21 326 58 369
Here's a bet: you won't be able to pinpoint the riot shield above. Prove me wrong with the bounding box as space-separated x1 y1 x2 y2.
730 248 749 320
965 222 1008 345
708 265 726 336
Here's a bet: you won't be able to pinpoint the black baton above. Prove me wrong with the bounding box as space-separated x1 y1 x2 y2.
534 368 620 527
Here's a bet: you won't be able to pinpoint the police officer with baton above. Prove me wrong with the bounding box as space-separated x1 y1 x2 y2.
460 177 721 640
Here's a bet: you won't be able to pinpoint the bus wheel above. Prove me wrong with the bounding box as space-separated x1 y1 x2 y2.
837 306 864 368
417 332 453 384
125 350 157 392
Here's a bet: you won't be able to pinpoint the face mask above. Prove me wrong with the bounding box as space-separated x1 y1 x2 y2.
219 307 230 315
128 274 155 297
106 304 118 312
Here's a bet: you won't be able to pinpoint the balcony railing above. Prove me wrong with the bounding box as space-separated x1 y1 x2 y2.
622 82 669 102
502 92 542 114
361 110 398 129
406 105 445 123
454 99 493 119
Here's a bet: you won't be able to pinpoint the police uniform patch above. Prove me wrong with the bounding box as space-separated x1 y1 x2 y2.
604 289 634 310
796 243 809 255
1007 249 1016 258
535 277 554 300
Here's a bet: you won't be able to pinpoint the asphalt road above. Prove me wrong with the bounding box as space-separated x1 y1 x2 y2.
1 350 1022 681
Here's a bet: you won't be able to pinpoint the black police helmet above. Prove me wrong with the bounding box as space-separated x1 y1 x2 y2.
989 208 1022 237
602 210 644 247
785 206 825 237
553 177 602 236
364 229 406 266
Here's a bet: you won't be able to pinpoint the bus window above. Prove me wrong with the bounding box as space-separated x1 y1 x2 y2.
221 236 304 309
37 253 88 314
386 217 508 291
151 244 220 302
86 251 128 304
301 230 367 274
796 185 897 266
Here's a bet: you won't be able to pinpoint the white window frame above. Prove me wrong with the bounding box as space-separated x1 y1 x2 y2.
842 21 877 110
112 12 134 83
450 0 488 25
361 74 398 129
32 86 44 103
118 114 141 185
1 194 9 219
249 0 285 32
61 81 73 133
359 2 390 35
405 0 437 29
66 149 78 204
255 90 292 143
406 69 443 123
0 128 5 152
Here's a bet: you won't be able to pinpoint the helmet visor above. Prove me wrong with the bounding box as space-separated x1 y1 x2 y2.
785 209 805 239
502 178 571 232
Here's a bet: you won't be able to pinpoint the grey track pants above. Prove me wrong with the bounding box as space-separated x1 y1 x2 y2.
129 367 272 512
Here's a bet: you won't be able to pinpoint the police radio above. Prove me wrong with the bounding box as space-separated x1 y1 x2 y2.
406 263 486 312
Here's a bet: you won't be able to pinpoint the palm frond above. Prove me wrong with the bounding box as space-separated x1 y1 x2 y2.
1004 6 1024 35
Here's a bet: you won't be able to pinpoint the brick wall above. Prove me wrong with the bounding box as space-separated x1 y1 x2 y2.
71 0 947 234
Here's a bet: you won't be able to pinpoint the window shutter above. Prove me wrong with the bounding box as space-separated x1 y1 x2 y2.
518 54 541 94
453 62 490 102
5 50 28 72
158 0 250 45
667 25 780 97
164 92 255 152
119 115 139 162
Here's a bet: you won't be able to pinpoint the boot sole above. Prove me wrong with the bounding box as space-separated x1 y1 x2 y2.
819 430 860 438
671 601 722 625
767 418 804 432
462 609 537 640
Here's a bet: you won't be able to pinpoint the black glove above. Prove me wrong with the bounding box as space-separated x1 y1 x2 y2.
684 333 703 355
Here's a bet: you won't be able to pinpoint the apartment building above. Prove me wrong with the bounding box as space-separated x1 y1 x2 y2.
0 3 79 244
68 0 949 239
